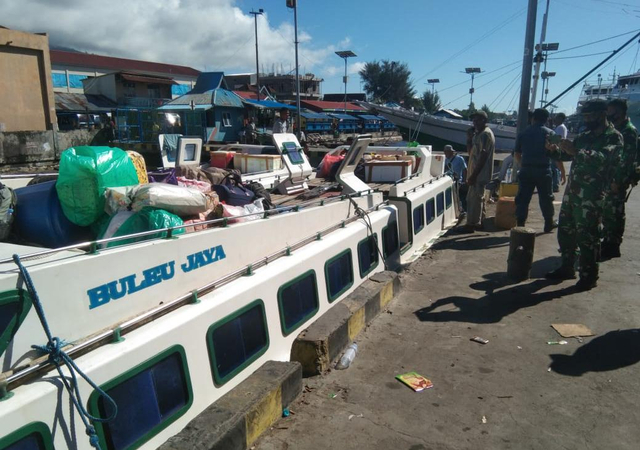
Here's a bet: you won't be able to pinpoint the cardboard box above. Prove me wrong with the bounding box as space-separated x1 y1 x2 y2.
364 160 412 183
499 182 519 197
495 196 517 230
233 153 283 174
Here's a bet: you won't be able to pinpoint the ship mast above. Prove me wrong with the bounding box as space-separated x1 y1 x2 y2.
529 0 550 110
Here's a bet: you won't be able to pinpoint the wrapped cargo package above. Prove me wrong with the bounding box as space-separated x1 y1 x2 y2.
99 207 184 248
56 146 139 226
131 183 210 216
127 150 149 184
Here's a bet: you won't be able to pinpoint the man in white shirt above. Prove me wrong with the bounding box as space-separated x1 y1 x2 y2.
272 108 289 134
552 113 568 192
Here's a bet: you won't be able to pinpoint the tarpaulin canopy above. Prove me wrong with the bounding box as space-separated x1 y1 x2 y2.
357 115 382 121
243 99 298 110
300 112 332 120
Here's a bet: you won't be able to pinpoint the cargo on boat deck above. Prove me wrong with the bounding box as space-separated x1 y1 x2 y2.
14 181 93 247
234 153 283 174
210 151 236 169
364 160 413 183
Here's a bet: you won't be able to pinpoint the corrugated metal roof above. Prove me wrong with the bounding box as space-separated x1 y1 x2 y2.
300 112 332 120
156 104 212 111
120 72 176 85
243 99 297 110
54 93 117 112
191 72 227 93
301 100 365 112
357 114 381 121
328 113 358 121
213 89 244 108
50 50 200 77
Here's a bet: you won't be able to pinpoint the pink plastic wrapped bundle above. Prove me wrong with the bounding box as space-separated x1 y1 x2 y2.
177 176 211 193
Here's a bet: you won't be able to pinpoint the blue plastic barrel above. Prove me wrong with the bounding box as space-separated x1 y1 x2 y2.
14 181 93 248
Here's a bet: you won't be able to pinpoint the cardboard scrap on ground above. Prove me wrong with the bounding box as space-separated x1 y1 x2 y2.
551 323 595 338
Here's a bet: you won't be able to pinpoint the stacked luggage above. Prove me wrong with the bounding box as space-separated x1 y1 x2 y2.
6 146 273 249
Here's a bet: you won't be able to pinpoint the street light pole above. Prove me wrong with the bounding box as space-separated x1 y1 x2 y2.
464 68 482 111
335 50 357 113
250 9 264 102
427 78 440 94
287 0 302 140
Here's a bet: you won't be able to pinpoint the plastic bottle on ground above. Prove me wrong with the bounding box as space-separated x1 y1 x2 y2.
336 343 358 370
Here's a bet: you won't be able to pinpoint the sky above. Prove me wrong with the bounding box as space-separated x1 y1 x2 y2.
3 0 640 114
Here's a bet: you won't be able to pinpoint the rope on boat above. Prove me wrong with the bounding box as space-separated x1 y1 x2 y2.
12 254 118 450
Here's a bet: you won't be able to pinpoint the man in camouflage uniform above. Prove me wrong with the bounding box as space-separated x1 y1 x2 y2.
600 98 638 258
545 100 623 291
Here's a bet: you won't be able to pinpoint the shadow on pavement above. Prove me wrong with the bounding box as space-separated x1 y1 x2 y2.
433 234 510 251
549 329 640 376
414 278 573 324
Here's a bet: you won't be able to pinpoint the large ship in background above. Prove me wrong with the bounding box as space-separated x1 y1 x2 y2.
577 72 640 129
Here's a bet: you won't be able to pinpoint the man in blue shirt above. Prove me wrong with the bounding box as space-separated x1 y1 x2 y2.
444 144 467 215
514 108 557 232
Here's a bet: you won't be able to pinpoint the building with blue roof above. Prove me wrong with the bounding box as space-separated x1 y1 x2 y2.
158 72 245 142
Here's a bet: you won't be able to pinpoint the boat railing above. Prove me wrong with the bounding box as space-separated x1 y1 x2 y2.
0 187 383 265
3 198 391 391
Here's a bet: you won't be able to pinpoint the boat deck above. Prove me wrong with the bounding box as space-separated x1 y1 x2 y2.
270 178 393 207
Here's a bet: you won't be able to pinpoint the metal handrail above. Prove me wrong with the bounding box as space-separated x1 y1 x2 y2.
4 200 390 390
0 188 381 265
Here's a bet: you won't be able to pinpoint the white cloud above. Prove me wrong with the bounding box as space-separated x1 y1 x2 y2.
348 61 366 75
2 0 345 75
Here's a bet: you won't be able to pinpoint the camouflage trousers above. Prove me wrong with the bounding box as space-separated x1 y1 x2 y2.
601 189 627 246
557 194 602 280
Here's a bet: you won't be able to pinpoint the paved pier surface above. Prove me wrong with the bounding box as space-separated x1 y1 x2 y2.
256 188 640 450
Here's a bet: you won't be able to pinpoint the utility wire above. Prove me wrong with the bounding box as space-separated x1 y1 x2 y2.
554 29 640 54
489 72 522 110
415 7 526 83
437 60 521 93
548 51 614 60
505 75 523 113
544 30 640 108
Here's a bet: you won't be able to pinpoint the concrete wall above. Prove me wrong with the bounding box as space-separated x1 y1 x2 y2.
0 28 57 132
0 129 99 164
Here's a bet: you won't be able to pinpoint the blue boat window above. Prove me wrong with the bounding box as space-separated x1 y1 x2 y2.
278 271 319 335
325 250 354 303
0 423 53 450
436 192 445 216
89 347 192 450
383 222 399 257
426 198 436 224
445 188 452 209
0 290 32 358
208 301 269 385
413 204 425 234
357 234 379 278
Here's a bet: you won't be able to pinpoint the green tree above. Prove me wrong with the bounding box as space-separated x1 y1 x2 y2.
421 90 442 114
359 60 417 106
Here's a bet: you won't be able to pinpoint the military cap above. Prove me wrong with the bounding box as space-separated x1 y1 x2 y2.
470 110 488 119
581 99 607 114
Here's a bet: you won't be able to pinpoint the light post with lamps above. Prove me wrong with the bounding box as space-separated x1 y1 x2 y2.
427 78 440 94
541 71 556 106
335 50 357 113
249 9 264 101
464 67 482 111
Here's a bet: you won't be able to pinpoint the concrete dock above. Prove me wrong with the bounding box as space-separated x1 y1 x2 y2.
255 188 640 450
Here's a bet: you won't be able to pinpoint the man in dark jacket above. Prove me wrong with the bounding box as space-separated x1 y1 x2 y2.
514 108 557 232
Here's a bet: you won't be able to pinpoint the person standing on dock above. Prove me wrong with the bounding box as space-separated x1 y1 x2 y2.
457 110 495 232
601 98 638 258
545 99 623 291
552 113 568 192
514 108 557 232
273 108 289 134
444 145 467 216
